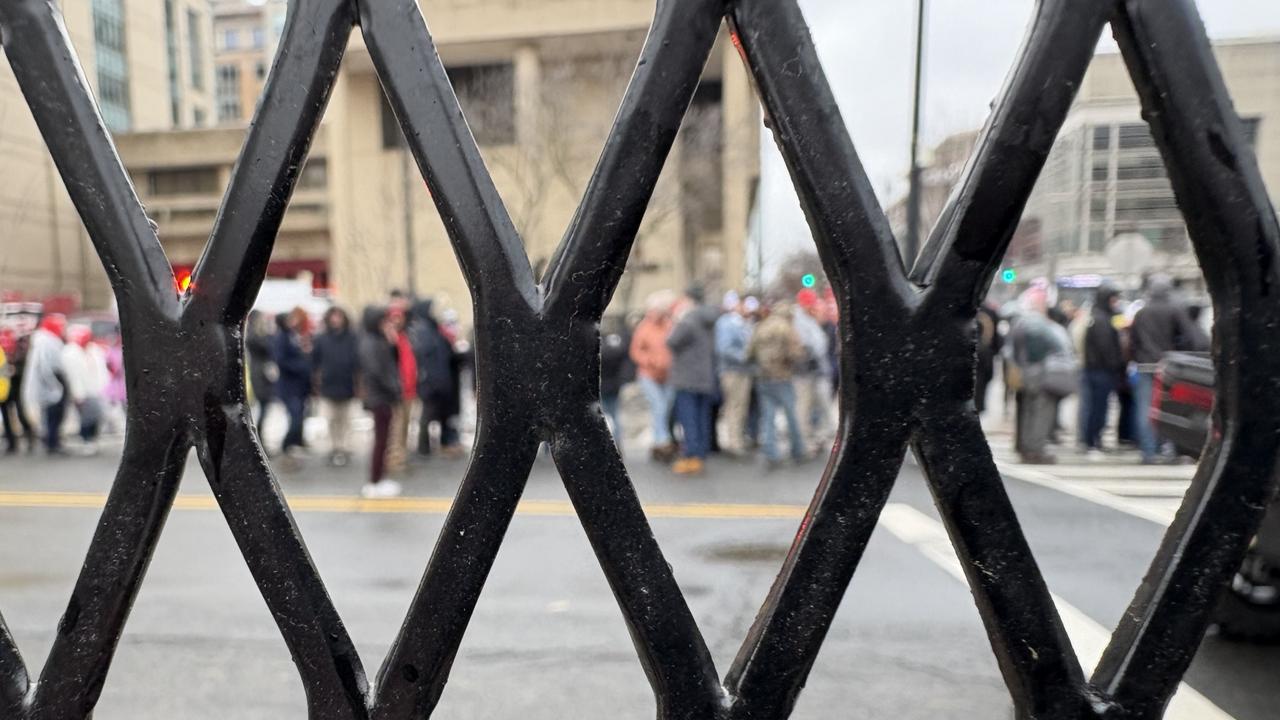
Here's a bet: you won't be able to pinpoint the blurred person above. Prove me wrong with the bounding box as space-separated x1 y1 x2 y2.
630 292 677 462
385 304 417 475
61 325 108 453
600 319 635 452
103 336 126 431
358 306 403 498
410 300 464 459
0 327 36 454
1009 288 1072 464
793 289 832 453
272 308 313 468
245 310 278 430
748 302 808 468
820 293 840 397
1130 275 1209 464
312 307 359 467
21 314 68 455
1081 284 1126 456
714 292 753 455
975 301 1002 415
666 285 719 475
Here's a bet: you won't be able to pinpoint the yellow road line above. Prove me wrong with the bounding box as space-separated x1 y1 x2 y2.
0 491 806 520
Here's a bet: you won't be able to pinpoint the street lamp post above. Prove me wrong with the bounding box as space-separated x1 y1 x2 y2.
904 0 927 270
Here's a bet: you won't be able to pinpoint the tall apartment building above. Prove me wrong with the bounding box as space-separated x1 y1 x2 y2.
1011 37 1280 290
0 0 214 310
115 0 762 323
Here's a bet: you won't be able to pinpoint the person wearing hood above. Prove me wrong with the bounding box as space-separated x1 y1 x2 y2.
1081 284 1127 456
272 308 313 467
312 307 359 467
666 284 719 475
61 325 108 453
358 306 403 498
21 314 68 455
409 299 464 459
748 302 809 468
1131 275 1209 463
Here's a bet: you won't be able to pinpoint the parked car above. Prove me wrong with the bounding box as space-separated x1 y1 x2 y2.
1152 351 1280 641
1151 352 1214 457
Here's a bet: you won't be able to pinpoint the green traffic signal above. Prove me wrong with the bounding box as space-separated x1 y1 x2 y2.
1001 269 1017 284
801 273 817 288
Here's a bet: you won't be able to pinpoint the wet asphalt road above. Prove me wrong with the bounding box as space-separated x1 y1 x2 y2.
0 444 1276 719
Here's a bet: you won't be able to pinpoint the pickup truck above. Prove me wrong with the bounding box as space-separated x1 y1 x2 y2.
1153 352 1280 641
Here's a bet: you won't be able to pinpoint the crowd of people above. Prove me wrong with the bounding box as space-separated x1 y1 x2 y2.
0 271 1209 493
245 293 468 498
1001 274 1208 465
0 314 125 456
618 284 840 475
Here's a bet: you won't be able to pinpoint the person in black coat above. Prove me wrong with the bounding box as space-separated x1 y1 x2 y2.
409 300 463 458
1081 284 1126 454
271 308 312 463
358 306 403 497
975 302 1003 415
311 307 359 467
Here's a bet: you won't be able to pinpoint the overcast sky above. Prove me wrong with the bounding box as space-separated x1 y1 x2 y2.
755 0 1280 275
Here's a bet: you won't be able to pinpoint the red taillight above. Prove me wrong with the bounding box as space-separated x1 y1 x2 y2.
1169 381 1214 411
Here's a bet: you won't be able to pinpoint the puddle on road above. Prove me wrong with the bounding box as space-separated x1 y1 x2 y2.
702 542 790 564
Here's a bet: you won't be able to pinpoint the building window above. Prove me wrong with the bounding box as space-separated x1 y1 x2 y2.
1091 125 1111 150
164 0 180 126
148 167 220 196
380 63 517 148
252 27 266 49
222 29 240 51
188 9 205 90
448 63 516 146
216 64 242 123
255 61 268 81
1118 123 1155 149
92 0 132 131
193 108 206 127
298 160 328 190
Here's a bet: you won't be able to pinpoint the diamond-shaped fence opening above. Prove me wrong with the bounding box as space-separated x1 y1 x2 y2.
0 0 1277 718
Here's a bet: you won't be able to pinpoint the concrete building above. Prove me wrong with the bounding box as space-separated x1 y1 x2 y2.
115 0 762 324
887 130 979 261
212 0 287 125
1012 37 1280 290
0 0 214 311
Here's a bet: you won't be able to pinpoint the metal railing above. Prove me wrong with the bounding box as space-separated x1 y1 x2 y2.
0 0 1277 717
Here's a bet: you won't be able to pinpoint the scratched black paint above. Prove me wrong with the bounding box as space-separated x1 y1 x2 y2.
0 0 1276 718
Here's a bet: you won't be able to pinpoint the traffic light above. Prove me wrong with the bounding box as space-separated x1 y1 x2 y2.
801 273 817 288
1000 268 1017 284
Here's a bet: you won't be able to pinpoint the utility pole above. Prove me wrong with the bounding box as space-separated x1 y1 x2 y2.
401 145 418 297
904 0 927 269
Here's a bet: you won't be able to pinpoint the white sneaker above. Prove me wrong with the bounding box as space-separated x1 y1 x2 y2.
361 479 402 499
1085 449 1106 461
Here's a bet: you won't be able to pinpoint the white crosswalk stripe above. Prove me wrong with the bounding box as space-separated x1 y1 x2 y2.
987 435 1193 526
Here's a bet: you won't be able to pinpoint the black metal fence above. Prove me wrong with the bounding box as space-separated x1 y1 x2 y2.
1 0 1278 717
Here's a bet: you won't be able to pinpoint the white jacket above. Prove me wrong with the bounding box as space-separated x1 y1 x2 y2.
62 342 108 404
21 328 64 419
